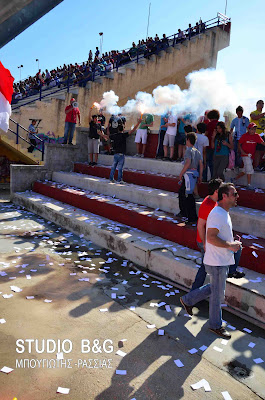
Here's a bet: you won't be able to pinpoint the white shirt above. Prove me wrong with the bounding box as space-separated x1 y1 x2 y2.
195 134 209 157
203 206 234 266
166 115 178 136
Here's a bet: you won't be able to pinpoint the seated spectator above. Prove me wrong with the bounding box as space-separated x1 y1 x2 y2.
178 132 203 224
129 42 138 58
134 113 154 157
230 106 249 168
163 111 177 161
212 121 233 181
177 29 186 43
234 123 265 189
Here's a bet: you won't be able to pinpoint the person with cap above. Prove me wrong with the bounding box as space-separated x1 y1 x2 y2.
250 100 265 169
234 122 265 189
230 106 249 168
63 98 81 144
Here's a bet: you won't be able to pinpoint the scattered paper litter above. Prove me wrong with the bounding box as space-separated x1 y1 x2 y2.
199 345 207 351
1 366 13 374
248 342 256 348
174 359 184 367
26 296 35 300
129 306 135 311
165 305 172 312
252 251 258 258
253 358 264 364
2 294 13 299
243 328 252 334
147 324 156 329
99 308 108 312
116 350 127 357
188 348 198 354
252 243 264 249
10 285 22 293
0 319 6 324
191 379 211 392
221 391 233 400
57 387 70 394
221 339 228 345
213 346 223 352
26 275 31 279
227 324 236 330
158 329 164 336
116 370 127 375
44 299 52 303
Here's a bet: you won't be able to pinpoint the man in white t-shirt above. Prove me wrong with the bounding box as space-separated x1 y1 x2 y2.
163 112 178 161
180 183 241 339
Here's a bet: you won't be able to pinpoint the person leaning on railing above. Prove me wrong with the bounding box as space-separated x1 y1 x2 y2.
27 120 38 153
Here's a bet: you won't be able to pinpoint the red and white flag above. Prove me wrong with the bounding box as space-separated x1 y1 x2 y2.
0 62 14 132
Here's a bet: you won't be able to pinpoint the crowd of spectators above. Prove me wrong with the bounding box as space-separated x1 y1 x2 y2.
12 19 207 104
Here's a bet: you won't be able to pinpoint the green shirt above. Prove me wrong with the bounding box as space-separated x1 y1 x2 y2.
139 114 154 130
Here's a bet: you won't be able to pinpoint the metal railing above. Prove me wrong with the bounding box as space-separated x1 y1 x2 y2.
8 118 45 161
12 13 230 110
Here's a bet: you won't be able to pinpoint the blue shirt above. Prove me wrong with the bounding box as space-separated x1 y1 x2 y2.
160 114 168 131
214 137 230 156
28 124 36 139
230 116 249 140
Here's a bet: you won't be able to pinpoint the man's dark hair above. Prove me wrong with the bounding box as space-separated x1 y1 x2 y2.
218 183 235 201
184 124 193 133
207 109 220 120
92 115 97 119
208 178 223 195
256 100 264 106
32 119 36 123
197 122 206 134
236 106 243 112
186 132 197 145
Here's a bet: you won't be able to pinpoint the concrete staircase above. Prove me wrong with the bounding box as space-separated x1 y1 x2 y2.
11 154 265 327
0 134 43 164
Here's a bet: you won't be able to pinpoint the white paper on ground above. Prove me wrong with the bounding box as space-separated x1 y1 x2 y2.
57 387 70 394
158 329 164 335
248 342 256 348
227 324 236 330
10 285 22 293
1 366 13 374
26 296 35 300
165 305 172 312
221 339 228 345
191 379 211 392
2 294 13 299
111 293 116 299
26 275 31 279
243 328 252 334
0 319 6 324
221 391 233 400
188 348 198 354
174 359 184 367
44 299 52 303
213 346 223 352
199 345 207 351
116 350 127 357
252 251 258 258
129 306 135 311
116 369 127 375
147 324 156 329
253 358 264 364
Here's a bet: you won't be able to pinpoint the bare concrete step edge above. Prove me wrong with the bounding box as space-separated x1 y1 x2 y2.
12 191 265 327
53 171 265 240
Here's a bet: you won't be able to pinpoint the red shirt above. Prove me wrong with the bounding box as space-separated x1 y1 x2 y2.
206 120 218 149
239 133 263 159
196 196 217 243
65 105 80 123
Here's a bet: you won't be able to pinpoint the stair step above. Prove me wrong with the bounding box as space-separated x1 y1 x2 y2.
74 163 265 213
53 171 265 240
32 180 265 274
12 190 265 326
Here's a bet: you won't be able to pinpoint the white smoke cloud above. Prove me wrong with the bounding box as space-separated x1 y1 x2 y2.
97 68 240 118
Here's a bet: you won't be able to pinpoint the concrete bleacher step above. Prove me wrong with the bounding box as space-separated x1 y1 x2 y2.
31 179 265 274
74 163 265 213
96 154 265 190
12 189 265 327
52 171 265 240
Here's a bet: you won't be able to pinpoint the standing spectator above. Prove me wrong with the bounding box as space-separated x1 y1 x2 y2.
134 113 154 157
180 183 241 339
177 29 186 43
163 112 178 161
98 109 111 154
88 106 107 165
187 23 194 39
178 132 203 224
230 106 249 168
195 122 209 167
109 117 142 183
107 114 125 153
191 178 244 291
234 123 265 189
250 100 265 169
161 34 169 49
63 98 81 144
156 113 168 159
204 109 220 181
88 50 93 61
175 114 188 161
212 121 233 180
95 47 100 57
198 110 210 125
27 120 38 153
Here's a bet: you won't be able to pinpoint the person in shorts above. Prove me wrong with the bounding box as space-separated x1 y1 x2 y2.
163 112 177 161
134 113 154 157
234 122 265 189
88 105 107 166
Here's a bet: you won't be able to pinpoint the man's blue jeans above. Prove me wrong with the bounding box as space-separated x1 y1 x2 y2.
191 243 242 291
109 154 125 182
63 122 76 144
182 264 228 329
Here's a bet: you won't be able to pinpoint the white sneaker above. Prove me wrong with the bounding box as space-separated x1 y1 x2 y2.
117 180 125 184
247 184 255 190
140 154 144 158
133 153 140 157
